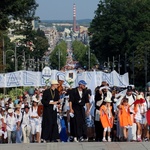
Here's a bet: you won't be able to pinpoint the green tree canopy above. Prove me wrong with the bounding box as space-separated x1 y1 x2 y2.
5 28 49 72
50 41 67 70
0 0 38 30
72 40 97 70
89 0 150 86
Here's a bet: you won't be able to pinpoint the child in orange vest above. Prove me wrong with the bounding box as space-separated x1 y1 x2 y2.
100 97 113 142
118 97 132 141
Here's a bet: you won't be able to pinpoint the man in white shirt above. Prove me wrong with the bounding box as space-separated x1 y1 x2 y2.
21 105 31 143
6 109 17 143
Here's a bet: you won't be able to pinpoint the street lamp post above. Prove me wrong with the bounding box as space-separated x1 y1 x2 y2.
3 49 15 96
118 55 121 74
35 58 45 71
14 45 17 71
125 53 127 73
132 51 135 85
27 58 35 71
56 48 62 70
112 56 117 71
88 47 90 70
145 47 148 95
4 50 15 71
103 58 110 72
16 55 26 71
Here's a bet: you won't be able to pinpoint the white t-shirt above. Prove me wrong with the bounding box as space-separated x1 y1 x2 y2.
21 112 30 128
29 107 40 125
134 103 147 120
6 114 17 131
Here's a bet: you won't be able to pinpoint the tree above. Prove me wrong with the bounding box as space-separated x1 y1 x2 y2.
14 29 49 71
0 0 38 30
133 41 150 87
72 40 97 70
0 0 39 72
89 0 150 86
50 41 67 70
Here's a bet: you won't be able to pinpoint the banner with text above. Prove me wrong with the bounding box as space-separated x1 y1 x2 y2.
0 70 129 93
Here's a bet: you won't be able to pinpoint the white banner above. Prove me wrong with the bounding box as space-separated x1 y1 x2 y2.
0 70 129 94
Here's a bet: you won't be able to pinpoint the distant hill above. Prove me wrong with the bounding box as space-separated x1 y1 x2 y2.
35 19 92 28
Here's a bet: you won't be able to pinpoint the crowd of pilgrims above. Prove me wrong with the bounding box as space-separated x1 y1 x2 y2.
0 78 150 144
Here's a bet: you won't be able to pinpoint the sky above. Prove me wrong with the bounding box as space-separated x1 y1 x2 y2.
35 0 100 20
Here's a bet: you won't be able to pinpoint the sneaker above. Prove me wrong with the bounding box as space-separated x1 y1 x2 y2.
137 138 142 142
123 138 127 142
144 137 149 142
74 137 78 142
69 136 74 142
84 138 88 142
108 137 111 142
102 138 107 142
78 136 84 142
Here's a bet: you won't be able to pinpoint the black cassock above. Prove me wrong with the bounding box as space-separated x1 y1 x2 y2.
41 88 59 141
69 87 89 139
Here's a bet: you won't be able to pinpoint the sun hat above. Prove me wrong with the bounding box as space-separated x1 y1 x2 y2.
104 97 112 103
32 97 39 103
8 109 14 113
78 80 87 85
15 104 21 108
51 80 59 85
136 95 143 100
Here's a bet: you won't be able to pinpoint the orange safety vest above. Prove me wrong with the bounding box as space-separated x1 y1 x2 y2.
119 105 132 127
100 105 113 128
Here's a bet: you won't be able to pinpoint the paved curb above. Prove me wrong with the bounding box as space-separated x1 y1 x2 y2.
0 142 149 150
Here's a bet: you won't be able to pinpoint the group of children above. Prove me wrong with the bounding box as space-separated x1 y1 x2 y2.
99 93 149 142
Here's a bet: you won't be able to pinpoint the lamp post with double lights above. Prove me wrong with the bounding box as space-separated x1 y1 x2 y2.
26 58 35 71
16 55 26 70
25 57 47 71
103 58 111 73
4 50 16 72
112 56 118 71
86 47 91 70
35 58 47 71
56 48 62 70
3 49 15 95
86 36 91 70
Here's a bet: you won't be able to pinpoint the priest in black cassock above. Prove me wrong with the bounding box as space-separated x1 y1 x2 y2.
69 80 90 142
41 80 60 142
